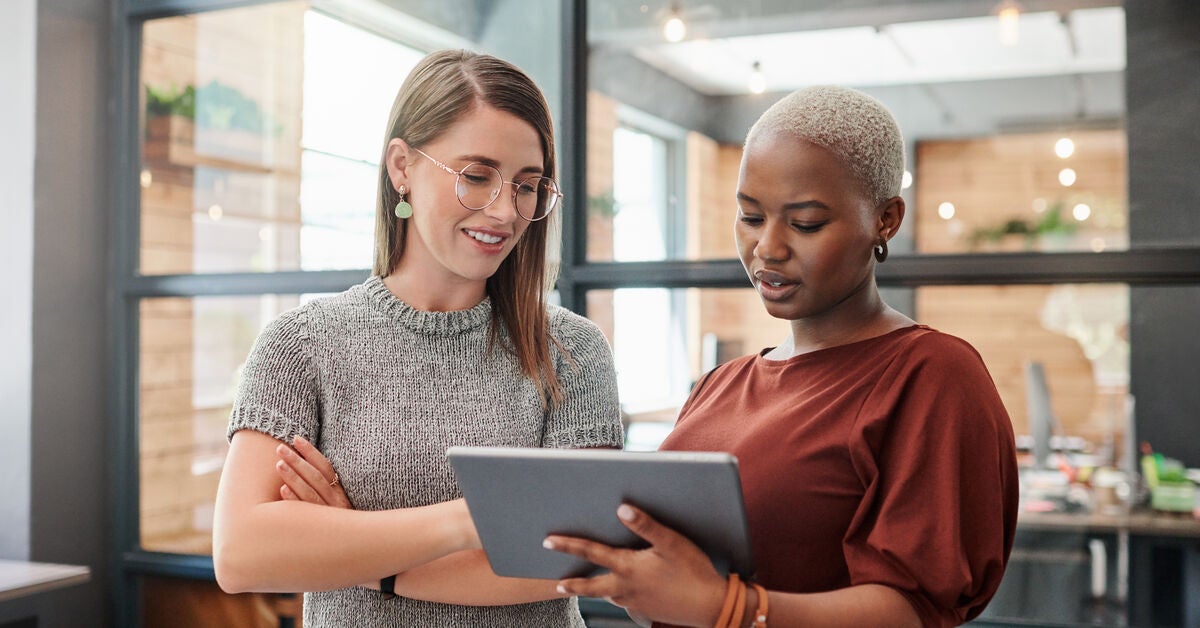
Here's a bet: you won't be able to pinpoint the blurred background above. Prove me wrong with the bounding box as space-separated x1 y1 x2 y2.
4 0 1199 626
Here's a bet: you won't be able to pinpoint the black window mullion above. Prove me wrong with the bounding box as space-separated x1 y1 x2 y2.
558 0 589 314
126 269 372 298
563 248 1200 295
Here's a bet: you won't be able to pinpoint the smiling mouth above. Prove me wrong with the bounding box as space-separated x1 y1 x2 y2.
464 229 504 245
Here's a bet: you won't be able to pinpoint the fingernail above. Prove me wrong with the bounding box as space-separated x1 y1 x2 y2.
295 435 309 446
556 584 567 594
276 460 286 470
542 538 555 550
617 504 636 521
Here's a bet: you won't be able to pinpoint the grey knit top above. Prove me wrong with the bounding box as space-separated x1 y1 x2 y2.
227 275 624 627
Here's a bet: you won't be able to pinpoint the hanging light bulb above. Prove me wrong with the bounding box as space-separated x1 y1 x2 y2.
663 4 686 42
994 0 1022 46
748 61 766 94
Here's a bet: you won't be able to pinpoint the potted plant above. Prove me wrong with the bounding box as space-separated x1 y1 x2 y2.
968 202 1078 251
144 81 281 168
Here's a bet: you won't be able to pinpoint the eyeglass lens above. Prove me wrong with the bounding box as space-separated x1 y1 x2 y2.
454 163 559 221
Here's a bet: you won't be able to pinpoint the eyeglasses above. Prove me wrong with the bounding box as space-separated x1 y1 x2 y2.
411 147 562 222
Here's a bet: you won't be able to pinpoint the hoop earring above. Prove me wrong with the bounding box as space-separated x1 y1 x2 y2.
874 239 888 263
394 184 413 219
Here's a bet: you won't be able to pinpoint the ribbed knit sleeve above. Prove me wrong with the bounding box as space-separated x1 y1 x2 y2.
541 306 624 449
226 307 319 444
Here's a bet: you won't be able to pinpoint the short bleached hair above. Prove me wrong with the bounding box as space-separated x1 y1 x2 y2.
746 85 905 204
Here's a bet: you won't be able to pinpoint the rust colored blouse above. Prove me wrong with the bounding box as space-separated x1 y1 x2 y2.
660 325 1018 626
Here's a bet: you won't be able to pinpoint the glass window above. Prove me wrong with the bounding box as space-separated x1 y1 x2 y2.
588 106 693 262
139 294 319 554
610 126 671 261
915 130 1127 254
133 0 566 556
139 3 421 275
586 2 1127 260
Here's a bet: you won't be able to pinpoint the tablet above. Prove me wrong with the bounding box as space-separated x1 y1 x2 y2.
447 446 755 580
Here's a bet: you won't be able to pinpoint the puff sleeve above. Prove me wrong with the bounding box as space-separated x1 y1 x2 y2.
844 334 1019 626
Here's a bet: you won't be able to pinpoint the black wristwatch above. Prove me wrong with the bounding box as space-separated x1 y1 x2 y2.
381 574 397 600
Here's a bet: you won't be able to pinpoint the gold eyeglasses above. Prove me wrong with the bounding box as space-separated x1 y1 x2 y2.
411 147 562 222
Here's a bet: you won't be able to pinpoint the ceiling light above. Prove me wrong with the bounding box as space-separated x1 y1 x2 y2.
1059 168 1077 186
208 204 224 221
994 0 1022 46
663 4 686 42
938 202 956 220
748 61 766 94
1055 137 1075 159
902 170 913 190
1073 203 1091 221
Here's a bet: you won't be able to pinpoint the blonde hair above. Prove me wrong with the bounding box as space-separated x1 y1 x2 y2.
372 49 564 405
747 85 905 204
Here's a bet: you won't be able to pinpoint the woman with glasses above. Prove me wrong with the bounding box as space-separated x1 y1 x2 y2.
544 86 1019 627
213 49 623 627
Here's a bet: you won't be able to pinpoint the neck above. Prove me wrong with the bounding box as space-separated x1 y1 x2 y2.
778 286 911 358
382 266 486 312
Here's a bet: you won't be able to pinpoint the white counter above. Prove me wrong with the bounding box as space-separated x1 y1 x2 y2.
0 560 90 603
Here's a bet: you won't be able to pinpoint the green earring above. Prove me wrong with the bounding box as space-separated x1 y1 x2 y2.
394 184 413 219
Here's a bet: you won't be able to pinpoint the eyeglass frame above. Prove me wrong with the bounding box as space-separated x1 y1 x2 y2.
409 146 562 222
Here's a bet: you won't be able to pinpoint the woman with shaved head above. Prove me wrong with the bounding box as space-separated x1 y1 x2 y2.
547 86 1019 628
